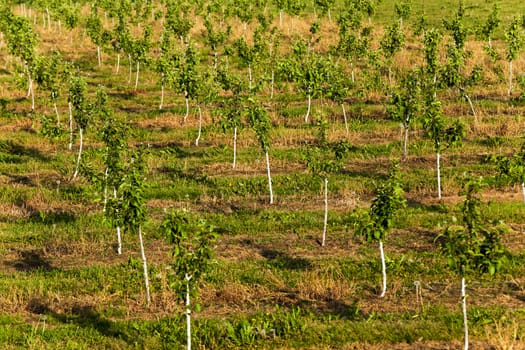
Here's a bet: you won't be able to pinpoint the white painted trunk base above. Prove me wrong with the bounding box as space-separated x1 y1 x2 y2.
322 178 328 247
379 240 387 298
139 226 151 305
72 127 83 179
266 150 273 204
462 277 469 350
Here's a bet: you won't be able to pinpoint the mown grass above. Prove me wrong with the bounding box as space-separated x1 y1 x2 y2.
2 0 525 348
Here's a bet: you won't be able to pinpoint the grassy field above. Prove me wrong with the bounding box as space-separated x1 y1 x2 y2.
1 0 525 349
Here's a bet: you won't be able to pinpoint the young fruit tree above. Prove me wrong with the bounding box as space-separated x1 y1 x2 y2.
203 15 231 70
437 178 507 350
380 21 405 85
504 16 523 99
173 43 198 124
290 47 331 123
162 209 217 350
394 1 411 29
156 30 176 110
422 92 464 199
325 60 352 136
355 160 406 297
303 120 349 246
100 97 127 255
477 4 500 49
247 99 274 204
191 67 218 147
441 2 482 123
33 51 67 127
2 10 38 111
423 28 441 94
68 75 92 180
130 25 152 90
216 68 249 169
164 0 194 44
119 148 151 305
86 5 105 67
233 32 262 91
387 69 421 162
111 13 131 75
336 5 369 85
314 0 335 21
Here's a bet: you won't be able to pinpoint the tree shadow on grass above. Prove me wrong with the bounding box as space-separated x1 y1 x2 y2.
7 249 53 272
27 299 135 345
259 248 312 271
0 140 50 162
278 289 364 320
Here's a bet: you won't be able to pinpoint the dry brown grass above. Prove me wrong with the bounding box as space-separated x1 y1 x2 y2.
2 4 525 348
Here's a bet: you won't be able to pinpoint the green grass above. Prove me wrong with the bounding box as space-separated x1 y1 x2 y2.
2 0 525 348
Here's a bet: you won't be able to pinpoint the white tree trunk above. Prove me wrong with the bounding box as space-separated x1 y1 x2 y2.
116 53 120 74
195 105 202 146
185 274 192 350
52 91 60 126
403 123 409 162
25 66 34 111
26 66 31 97
135 61 140 90
114 187 122 255
379 240 387 298
138 226 151 305
508 60 513 99
232 126 237 169
462 277 469 350
183 92 189 124
342 103 348 136
159 77 165 110
72 127 83 179
103 167 109 213
265 150 274 204
128 54 132 85
305 94 311 123
521 181 525 204
97 46 101 67
437 151 442 200
463 93 477 126
270 70 275 100
54 102 60 126
68 102 73 150
46 7 50 29
321 178 328 247
30 75 34 111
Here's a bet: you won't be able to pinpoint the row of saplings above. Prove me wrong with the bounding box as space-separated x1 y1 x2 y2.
79 82 506 349
63 81 508 349
75 78 505 350
355 161 507 350
109 151 506 350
